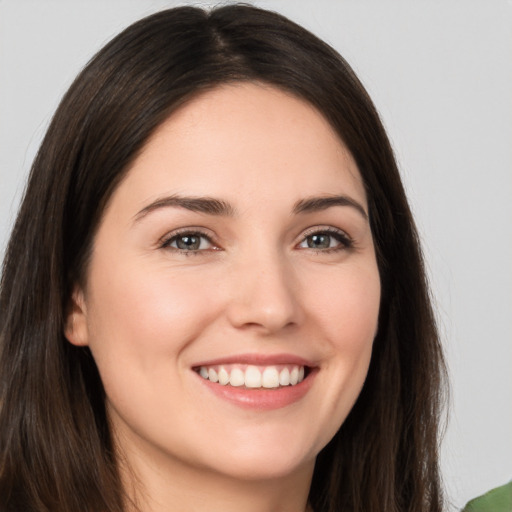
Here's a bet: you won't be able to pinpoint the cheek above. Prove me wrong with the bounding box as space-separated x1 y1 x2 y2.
309 261 380 390
306 262 381 351
82 258 226 439
84 256 223 371
288 260 380 453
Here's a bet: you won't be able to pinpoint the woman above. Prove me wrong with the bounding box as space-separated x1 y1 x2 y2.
0 5 446 512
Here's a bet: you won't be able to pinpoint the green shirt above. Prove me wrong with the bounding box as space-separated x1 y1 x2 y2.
462 481 512 512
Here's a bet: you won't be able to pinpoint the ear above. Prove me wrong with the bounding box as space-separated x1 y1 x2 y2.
64 286 89 346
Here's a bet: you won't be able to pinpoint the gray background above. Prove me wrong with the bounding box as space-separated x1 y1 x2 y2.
1 1 511 509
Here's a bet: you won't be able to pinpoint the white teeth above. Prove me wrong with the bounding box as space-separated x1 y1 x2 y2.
245 365 262 388
229 368 245 387
262 366 279 388
279 367 290 386
218 366 229 385
197 364 307 389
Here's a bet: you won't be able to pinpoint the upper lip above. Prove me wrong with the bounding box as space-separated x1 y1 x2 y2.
191 353 317 368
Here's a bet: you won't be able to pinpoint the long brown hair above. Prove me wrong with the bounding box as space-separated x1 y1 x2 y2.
0 5 447 511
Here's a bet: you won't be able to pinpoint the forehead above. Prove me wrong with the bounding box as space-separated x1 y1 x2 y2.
118 82 366 211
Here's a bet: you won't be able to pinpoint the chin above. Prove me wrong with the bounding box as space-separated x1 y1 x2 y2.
194 430 322 482
211 453 315 482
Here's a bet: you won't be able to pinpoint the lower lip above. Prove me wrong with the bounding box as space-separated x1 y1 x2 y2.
195 370 317 411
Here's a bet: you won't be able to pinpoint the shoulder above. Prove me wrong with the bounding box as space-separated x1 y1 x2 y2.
462 481 512 512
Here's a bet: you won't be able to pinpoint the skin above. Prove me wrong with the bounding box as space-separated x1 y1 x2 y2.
65 83 381 512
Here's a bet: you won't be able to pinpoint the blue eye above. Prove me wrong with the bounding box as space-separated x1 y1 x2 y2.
298 229 352 251
163 232 213 252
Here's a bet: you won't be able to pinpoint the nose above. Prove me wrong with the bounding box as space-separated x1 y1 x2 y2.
225 248 302 334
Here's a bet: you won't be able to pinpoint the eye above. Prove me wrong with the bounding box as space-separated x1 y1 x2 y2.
161 231 215 252
298 228 352 251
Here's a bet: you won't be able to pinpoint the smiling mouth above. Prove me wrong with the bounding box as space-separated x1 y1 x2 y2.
194 364 310 389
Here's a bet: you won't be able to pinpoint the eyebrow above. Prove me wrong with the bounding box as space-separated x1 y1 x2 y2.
134 193 368 223
134 195 236 222
293 195 368 220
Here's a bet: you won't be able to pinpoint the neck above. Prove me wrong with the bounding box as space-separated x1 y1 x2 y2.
118 440 315 512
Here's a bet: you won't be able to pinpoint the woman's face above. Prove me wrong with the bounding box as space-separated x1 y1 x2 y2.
66 83 380 483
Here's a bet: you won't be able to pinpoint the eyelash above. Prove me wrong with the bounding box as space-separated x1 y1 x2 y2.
298 227 353 253
160 229 216 256
159 227 353 255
